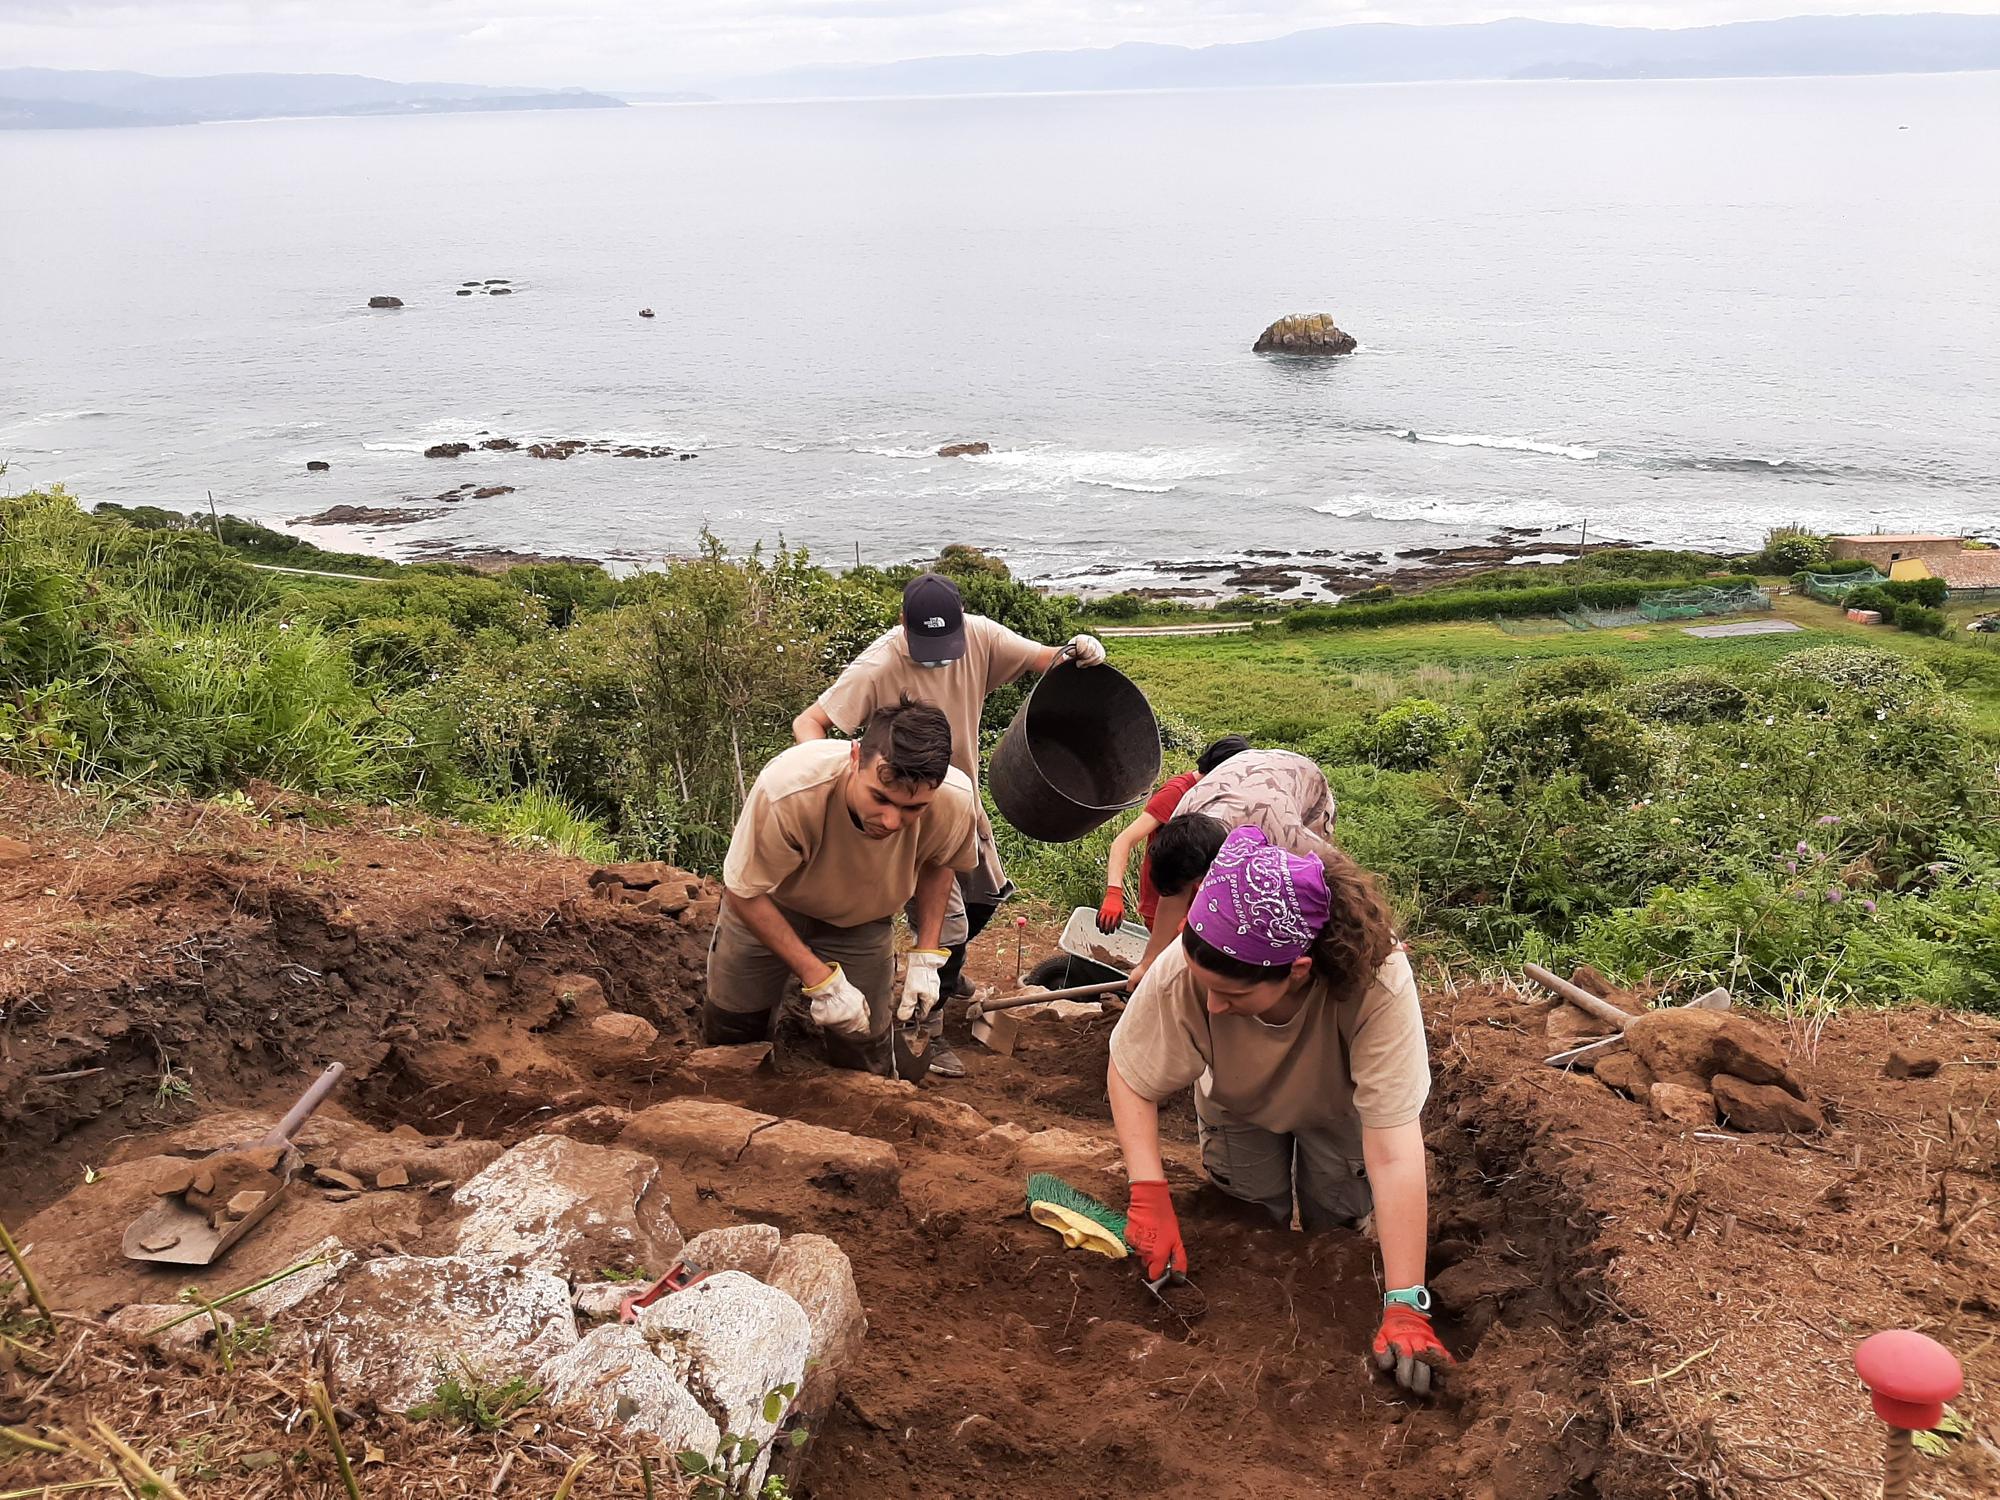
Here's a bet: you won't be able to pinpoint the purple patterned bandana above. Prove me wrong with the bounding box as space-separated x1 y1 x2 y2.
1188 826 1330 966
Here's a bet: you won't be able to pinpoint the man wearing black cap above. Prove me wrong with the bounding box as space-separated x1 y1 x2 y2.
794 572 1106 1076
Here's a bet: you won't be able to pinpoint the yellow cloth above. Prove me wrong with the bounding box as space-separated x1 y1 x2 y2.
1029 1199 1128 1260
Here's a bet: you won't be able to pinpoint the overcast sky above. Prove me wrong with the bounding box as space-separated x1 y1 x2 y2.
6 2 2000 89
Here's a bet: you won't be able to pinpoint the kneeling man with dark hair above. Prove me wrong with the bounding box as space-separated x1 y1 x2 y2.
704 698 977 1075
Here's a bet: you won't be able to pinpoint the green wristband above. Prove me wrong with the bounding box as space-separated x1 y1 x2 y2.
1383 1285 1432 1313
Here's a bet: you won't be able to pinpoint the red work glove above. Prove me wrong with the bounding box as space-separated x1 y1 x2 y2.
1372 1301 1454 1396
1095 887 1126 934
1124 1180 1187 1282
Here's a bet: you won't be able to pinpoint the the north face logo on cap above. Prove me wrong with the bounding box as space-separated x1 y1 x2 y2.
923 616 947 629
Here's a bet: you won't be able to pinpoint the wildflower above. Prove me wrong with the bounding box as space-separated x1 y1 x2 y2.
1739 761 1750 769
1826 887 1844 903
1796 841 1811 855
1862 899 1878 914
1763 715 1775 725
1785 859 1798 873
1816 814 1841 826
1876 708 1888 720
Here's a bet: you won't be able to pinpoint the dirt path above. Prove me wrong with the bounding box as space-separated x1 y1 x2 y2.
4 773 1997 1499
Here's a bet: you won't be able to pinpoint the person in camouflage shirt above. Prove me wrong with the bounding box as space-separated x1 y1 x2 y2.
1126 748 1338 988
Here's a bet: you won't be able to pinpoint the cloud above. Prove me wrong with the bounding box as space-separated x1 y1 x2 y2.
3 0 1998 86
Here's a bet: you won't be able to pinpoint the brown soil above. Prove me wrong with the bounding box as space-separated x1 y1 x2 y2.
5 771 1997 1499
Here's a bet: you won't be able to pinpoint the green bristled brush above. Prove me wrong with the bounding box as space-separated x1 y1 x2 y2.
1025 1172 1129 1261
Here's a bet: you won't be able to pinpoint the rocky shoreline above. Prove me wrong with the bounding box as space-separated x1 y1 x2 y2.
1070 528 1647 601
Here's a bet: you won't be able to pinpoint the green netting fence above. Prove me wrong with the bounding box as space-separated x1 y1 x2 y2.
1802 568 1888 603
1556 604 1647 630
1557 585 1772 630
1637 584 1774 621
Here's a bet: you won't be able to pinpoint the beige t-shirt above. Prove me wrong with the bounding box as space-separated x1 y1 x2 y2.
722 741 979 928
816 614 1049 789
1177 748 1339 863
1109 942 1430 1135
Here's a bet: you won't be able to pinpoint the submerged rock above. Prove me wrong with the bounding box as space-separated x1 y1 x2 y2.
938 441 990 457
1252 313 1356 355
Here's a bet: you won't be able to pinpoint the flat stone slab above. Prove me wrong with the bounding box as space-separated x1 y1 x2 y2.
447 1134 682 1278
1682 619 1802 638
313 1255 578 1413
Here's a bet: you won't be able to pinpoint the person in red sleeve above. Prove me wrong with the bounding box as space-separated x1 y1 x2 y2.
1094 736 1250 934
1105 826 1453 1395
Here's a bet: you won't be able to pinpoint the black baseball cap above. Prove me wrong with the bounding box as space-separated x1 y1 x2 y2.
902 573 967 665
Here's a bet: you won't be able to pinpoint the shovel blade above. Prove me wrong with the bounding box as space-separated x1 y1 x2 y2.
121 1177 293 1267
972 1012 1020 1057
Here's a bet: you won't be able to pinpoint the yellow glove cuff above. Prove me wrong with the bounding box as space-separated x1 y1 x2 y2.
801 964 844 997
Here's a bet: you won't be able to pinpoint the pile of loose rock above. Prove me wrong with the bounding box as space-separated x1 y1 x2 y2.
70 1118 863 1483
1547 972 1826 1135
587 861 720 925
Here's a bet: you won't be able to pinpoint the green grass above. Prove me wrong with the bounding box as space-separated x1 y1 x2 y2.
1112 598 2000 739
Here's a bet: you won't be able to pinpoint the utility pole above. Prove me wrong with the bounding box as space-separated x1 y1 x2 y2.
206 491 224 545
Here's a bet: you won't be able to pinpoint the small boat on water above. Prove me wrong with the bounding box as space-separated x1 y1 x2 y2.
639 308 655 319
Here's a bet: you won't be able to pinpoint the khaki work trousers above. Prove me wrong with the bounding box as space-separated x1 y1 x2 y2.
1198 1115 1373 1231
702 898 895 1075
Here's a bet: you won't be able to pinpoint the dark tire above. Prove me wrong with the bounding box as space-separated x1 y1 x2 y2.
1022 953 1126 992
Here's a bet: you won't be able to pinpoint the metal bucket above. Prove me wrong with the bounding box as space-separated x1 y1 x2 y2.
989 659 1161 842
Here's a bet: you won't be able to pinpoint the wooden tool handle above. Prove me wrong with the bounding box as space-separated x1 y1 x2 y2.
977 979 1130 1015
263 1062 346 1147
1522 964 1638 1030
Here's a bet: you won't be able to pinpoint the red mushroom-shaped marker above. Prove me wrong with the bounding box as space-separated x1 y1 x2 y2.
1854 1330 1962 1499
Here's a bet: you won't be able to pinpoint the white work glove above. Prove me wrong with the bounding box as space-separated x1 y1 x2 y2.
1067 633 1107 667
801 964 870 1037
898 948 950 1023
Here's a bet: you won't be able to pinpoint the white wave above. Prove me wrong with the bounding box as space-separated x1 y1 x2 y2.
362 442 428 453
963 443 1236 494
25 408 110 424
1079 478 1175 494
1394 429 1599 461
850 444 936 460
1310 494 1386 518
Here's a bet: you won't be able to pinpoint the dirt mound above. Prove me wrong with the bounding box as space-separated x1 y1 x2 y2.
0 773 709 1214
6 774 1997 1499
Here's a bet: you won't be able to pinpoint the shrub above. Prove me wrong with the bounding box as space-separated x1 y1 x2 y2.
1766 646 1943 710
1624 668 1749 724
1895 603 1949 638
1515 655 1628 702
1342 583 1395 606
1886 576 1948 608
1748 526 1829 574
1283 576 1759 633
1371 699 1459 770
1842 585 1890 614
1081 592 1146 621
1474 695 1651 795
346 616 466 693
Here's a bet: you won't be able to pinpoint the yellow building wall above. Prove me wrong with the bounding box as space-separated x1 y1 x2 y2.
1888 559 1935 583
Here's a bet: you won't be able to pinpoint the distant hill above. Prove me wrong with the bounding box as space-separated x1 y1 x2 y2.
0 67 627 129
719 14 2000 98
